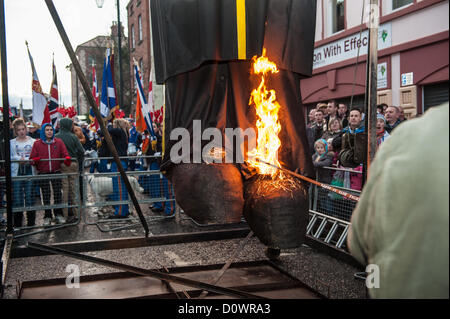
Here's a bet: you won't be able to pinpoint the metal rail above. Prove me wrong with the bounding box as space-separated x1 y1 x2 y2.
27 241 265 299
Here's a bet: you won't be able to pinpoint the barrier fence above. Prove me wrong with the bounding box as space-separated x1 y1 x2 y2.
0 156 176 235
307 166 362 251
1 158 361 251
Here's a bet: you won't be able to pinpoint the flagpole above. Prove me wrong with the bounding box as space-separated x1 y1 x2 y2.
0 0 14 234
44 0 150 236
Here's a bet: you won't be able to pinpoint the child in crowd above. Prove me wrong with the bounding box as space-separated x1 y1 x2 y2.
312 139 334 214
376 113 390 150
312 139 334 184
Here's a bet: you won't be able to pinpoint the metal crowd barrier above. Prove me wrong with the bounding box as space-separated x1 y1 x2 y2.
0 159 81 238
82 155 176 232
307 166 362 251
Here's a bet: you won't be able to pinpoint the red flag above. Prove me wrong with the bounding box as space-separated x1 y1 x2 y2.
46 58 60 125
90 66 100 131
26 42 49 125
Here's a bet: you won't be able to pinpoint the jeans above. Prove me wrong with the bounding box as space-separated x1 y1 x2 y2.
12 179 36 226
38 172 63 219
111 160 129 217
149 162 175 215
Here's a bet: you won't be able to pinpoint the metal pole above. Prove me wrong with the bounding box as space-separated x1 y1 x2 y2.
44 0 150 236
366 0 378 177
116 0 123 109
0 0 14 234
27 241 265 299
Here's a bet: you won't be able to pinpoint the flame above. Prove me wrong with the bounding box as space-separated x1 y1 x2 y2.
246 48 283 178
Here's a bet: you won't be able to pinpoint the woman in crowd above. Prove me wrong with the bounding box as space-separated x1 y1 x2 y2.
10 118 36 227
107 118 130 218
321 118 343 141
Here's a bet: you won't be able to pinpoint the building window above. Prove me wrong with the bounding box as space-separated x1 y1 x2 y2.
331 0 345 34
138 15 143 42
392 0 414 10
131 25 135 49
137 0 141 7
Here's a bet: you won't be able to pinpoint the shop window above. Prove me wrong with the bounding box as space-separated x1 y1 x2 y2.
392 0 413 11
329 0 345 34
138 15 143 42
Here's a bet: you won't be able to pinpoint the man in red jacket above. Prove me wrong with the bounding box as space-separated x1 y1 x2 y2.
30 123 71 226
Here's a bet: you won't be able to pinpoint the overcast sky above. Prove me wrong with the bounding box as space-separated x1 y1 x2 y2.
1 0 129 109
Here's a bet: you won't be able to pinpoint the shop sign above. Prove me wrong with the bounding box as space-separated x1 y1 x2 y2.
377 62 388 89
401 72 413 86
313 23 392 70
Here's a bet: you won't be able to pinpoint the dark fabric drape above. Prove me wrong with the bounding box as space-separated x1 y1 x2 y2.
151 0 317 178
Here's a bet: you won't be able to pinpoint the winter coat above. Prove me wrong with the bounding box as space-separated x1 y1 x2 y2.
29 123 70 173
306 124 323 156
55 118 85 164
339 124 366 168
108 125 128 157
312 152 334 184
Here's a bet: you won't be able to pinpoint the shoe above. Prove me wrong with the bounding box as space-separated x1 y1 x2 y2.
43 217 51 226
152 207 164 213
55 215 66 224
66 216 78 224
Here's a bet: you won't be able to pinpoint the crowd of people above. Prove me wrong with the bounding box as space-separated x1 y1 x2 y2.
307 100 408 219
0 115 173 228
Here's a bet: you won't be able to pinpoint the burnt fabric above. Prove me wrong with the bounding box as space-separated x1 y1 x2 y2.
151 0 317 179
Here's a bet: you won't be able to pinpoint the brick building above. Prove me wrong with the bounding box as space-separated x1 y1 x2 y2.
70 35 109 116
126 0 152 115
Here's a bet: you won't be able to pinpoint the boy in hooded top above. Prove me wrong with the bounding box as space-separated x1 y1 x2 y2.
30 123 71 226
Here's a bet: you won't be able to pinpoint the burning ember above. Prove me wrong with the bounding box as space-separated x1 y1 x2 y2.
246 48 283 178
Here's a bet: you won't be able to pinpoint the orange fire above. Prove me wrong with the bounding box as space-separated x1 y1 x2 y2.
247 48 283 178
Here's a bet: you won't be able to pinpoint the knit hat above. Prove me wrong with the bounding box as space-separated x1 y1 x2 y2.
377 113 386 123
314 138 328 153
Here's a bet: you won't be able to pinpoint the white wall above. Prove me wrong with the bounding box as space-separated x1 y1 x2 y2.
390 1 449 47
315 0 323 42
346 0 366 29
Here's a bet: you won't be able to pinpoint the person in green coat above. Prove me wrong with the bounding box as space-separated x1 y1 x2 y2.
55 118 85 223
348 103 449 299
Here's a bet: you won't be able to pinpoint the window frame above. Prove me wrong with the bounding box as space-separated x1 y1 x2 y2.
327 0 346 36
138 14 143 42
391 0 414 12
131 24 135 49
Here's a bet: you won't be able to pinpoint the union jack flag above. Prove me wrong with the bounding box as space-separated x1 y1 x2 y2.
46 58 60 125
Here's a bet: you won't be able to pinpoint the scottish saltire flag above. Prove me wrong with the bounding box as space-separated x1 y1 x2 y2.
133 62 156 138
89 65 100 131
99 48 117 118
26 42 49 125
46 58 60 125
